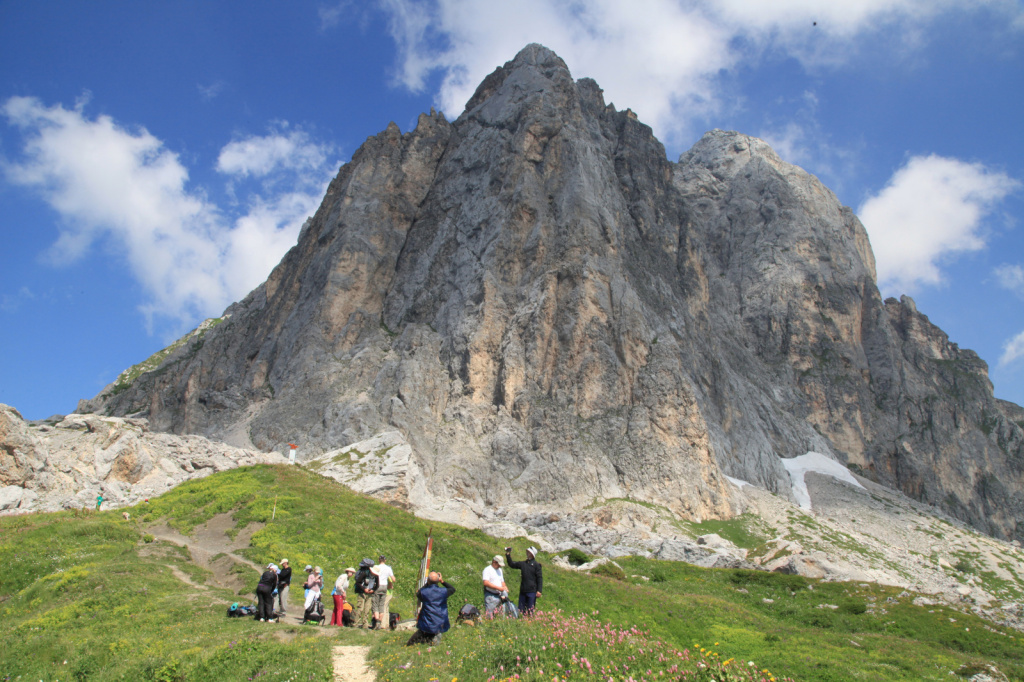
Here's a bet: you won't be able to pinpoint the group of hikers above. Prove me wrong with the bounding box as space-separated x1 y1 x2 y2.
241 545 544 645
250 555 396 628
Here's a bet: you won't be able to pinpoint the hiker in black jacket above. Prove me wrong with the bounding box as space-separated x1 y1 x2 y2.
256 563 279 622
505 546 543 615
277 559 292 615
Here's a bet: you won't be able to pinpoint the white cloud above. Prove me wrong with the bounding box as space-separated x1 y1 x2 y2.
319 1 350 30
994 263 1024 297
218 128 329 178
2 96 333 334
1000 330 1024 367
371 0 1020 146
857 155 1018 295
1 287 35 314
198 81 225 101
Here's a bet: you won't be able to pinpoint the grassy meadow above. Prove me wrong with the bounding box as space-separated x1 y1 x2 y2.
1 464 1021 681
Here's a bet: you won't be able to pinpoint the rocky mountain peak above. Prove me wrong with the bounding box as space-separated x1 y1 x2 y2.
76 44 1023 542
463 43 574 114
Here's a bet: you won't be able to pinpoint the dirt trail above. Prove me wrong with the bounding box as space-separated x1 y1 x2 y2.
332 646 374 682
146 513 265 593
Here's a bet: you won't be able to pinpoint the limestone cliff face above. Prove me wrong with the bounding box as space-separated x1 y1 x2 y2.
80 45 1023 539
0 404 287 513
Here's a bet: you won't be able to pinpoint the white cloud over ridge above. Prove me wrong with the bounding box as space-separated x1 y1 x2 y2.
217 128 329 178
994 263 1024 297
857 155 1018 296
1001 331 1024 367
371 0 1019 146
2 96 335 335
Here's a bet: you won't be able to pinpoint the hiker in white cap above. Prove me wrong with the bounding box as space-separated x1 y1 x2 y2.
256 563 279 622
302 564 314 600
482 554 507 617
505 545 543 615
277 559 291 615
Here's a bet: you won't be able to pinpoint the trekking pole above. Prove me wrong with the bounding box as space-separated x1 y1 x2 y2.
272 495 278 521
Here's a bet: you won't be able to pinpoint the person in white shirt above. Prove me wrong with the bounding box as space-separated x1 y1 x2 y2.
481 555 507 617
371 556 395 629
331 567 354 626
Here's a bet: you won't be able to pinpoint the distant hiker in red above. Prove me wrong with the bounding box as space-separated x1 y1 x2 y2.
331 567 355 626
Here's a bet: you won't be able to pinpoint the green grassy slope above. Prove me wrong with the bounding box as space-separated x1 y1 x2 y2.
1 464 1020 681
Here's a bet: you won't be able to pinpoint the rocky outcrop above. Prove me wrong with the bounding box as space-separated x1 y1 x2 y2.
0 404 287 513
78 44 1023 541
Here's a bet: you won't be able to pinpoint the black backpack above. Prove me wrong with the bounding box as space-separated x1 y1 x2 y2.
457 603 481 622
355 568 370 594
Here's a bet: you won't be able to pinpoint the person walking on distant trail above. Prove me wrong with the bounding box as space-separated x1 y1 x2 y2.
354 558 377 628
96 494 104 511
505 546 543 615
371 555 395 629
482 555 507 618
331 567 354 626
407 571 455 645
277 559 291 615
256 563 278 622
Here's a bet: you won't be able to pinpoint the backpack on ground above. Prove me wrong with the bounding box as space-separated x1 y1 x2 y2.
342 602 355 627
303 595 325 625
388 611 400 630
456 603 481 623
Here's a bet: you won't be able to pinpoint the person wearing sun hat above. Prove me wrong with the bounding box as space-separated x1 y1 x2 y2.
302 564 314 600
277 559 291 615
482 554 507 618
330 567 355 626
256 563 279 622
505 545 543 615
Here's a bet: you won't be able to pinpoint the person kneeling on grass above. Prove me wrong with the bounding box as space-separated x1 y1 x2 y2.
407 571 455 645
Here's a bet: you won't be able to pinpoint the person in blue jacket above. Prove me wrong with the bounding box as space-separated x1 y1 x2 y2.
407 571 455 645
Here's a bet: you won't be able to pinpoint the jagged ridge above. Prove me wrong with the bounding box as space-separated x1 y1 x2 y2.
78 44 1023 542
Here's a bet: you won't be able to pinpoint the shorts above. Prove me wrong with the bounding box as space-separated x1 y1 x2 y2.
372 590 388 613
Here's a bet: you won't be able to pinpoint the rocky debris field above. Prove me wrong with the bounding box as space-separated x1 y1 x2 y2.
0 405 287 513
304 429 1024 632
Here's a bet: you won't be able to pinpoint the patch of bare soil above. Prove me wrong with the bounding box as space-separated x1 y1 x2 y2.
332 646 374 682
145 513 265 594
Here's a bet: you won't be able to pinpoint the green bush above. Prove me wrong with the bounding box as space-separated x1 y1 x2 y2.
839 599 867 615
590 561 626 581
565 547 590 565
728 569 808 591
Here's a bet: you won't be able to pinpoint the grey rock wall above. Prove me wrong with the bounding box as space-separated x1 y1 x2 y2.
80 44 1023 541
0 404 287 513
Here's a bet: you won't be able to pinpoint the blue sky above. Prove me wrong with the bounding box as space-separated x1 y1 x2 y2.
1 1 1022 420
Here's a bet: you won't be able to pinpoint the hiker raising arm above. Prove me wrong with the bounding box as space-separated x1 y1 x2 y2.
505 546 543 615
